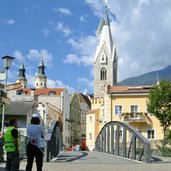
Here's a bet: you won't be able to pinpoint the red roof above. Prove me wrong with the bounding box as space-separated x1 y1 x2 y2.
108 85 152 94
14 88 32 95
34 88 64 96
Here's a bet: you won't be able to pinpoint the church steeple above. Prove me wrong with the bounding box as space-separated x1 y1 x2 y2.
94 1 118 97
35 57 47 88
16 62 27 88
104 2 110 26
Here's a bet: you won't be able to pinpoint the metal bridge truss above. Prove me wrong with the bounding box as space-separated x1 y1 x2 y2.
95 121 151 163
45 120 63 162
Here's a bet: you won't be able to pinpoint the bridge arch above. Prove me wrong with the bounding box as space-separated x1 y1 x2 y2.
45 120 63 162
95 121 151 163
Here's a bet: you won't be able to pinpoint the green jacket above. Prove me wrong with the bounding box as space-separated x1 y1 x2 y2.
4 126 18 153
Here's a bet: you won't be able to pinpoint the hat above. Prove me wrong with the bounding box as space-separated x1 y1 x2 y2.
32 113 40 118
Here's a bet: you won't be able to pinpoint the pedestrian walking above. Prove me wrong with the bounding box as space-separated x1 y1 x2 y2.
4 119 20 171
26 114 45 171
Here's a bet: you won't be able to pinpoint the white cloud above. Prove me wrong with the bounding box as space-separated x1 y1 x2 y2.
85 0 104 17
27 49 53 68
47 79 58 88
63 54 81 65
26 74 35 87
53 7 72 15
49 21 71 37
78 77 94 91
13 51 25 61
55 80 65 88
1 18 15 25
57 22 71 36
79 16 86 22
64 36 98 66
27 49 40 60
41 28 50 37
85 0 171 81
47 79 76 93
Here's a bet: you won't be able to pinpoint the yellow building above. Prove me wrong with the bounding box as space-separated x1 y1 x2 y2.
86 109 99 151
86 85 163 151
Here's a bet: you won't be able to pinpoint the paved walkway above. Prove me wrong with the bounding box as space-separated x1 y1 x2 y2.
0 151 171 171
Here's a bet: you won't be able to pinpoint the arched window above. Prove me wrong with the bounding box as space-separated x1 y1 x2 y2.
100 68 107 80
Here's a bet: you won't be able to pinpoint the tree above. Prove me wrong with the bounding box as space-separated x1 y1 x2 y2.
147 81 171 138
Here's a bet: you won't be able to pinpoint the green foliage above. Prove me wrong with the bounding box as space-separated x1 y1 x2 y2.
147 81 171 138
158 146 171 157
0 104 2 113
165 129 171 140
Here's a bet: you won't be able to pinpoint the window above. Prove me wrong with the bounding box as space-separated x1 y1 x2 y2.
89 133 92 140
147 130 155 140
115 105 122 115
82 119 84 124
130 105 138 113
90 116 92 122
130 105 139 118
49 91 55 96
16 90 21 95
16 90 26 95
100 68 107 80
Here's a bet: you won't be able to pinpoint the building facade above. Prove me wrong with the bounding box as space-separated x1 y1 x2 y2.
70 93 91 146
7 58 71 148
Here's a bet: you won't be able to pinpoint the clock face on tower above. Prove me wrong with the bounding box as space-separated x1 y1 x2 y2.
99 84 105 92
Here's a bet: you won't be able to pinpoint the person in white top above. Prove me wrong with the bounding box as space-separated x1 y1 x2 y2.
26 114 44 171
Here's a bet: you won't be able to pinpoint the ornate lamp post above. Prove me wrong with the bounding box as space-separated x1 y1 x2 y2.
1 55 15 134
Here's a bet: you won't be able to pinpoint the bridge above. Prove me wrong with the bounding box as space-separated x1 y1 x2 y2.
1 150 171 171
0 121 171 171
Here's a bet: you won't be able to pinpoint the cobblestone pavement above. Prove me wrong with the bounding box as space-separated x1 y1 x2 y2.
0 151 171 171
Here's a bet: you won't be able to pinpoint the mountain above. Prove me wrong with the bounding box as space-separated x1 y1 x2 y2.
118 65 171 86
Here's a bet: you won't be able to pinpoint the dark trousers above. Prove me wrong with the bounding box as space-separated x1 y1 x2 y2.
6 152 20 171
26 143 43 171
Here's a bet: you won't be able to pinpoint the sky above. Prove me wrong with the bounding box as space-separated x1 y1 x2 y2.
0 0 171 94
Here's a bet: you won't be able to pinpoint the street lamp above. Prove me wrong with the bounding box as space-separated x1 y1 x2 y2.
2 55 15 90
1 55 15 134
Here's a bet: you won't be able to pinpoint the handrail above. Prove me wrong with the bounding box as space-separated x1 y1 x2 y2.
45 120 63 162
95 121 151 163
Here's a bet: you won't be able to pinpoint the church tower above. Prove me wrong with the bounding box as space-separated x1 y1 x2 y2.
16 62 27 88
35 58 47 88
94 3 118 97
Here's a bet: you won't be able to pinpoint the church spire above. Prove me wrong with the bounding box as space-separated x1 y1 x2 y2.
38 57 46 75
104 0 110 26
94 1 114 61
35 57 47 88
94 0 118 97
16 61 27 88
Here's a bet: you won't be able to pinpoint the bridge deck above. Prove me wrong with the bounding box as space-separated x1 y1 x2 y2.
0 151 171 171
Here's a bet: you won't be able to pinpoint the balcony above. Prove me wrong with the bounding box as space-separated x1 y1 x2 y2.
123 112 147 123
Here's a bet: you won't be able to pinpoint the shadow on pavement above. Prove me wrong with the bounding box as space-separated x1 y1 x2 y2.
66 152 88 162
56 151 89 162
0 166 25 171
